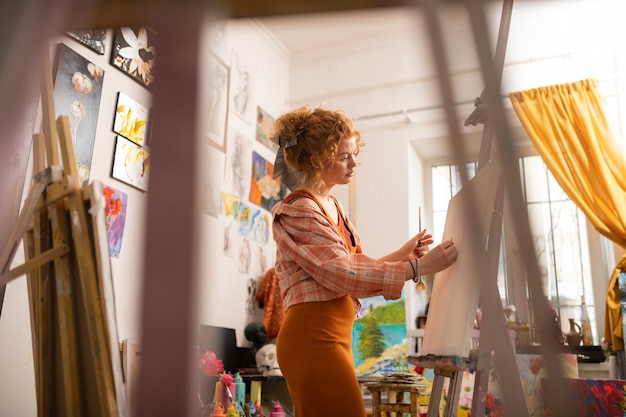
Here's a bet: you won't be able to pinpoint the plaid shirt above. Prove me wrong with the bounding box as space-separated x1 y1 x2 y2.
272 199 406 312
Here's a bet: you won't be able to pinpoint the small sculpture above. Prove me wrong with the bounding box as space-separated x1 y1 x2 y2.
244 322 269 354
255 343 282 376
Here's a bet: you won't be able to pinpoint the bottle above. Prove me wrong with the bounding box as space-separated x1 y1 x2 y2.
269 401 285 417
210 402 226 417
234 372 246 405
581 296 594 346
220 373 236 410
226 402 240 417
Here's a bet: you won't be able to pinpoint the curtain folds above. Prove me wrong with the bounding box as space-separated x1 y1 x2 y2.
509 78 626 350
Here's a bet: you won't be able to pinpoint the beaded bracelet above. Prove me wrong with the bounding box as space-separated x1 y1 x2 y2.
411 258 420 283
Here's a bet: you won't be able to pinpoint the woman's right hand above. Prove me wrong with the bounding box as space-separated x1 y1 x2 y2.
418 240 458 275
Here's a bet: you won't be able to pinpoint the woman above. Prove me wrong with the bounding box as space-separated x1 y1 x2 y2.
270 106 457 416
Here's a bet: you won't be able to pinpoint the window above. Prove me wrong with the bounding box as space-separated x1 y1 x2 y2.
431 155 595 343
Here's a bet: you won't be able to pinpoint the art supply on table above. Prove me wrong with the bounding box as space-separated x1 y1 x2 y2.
234 372 246 405
269 401 285 417
210 402 226 417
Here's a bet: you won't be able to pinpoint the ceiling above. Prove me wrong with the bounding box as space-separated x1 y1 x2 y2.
255 2 547 58
254 4 514 161
253 0 608 162
256 7 425 57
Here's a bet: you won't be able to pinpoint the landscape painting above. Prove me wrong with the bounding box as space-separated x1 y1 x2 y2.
353 294 410 377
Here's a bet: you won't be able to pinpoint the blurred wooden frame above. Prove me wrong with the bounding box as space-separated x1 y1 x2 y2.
121 340 142 417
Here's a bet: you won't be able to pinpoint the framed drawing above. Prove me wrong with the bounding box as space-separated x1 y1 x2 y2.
113 92 149 146
206 20 229 64
223 127 252 200
200 54 229 150
199 142 226 218
256 106 277 152
110 27 156 88
66 30 107 55
52 43 105 186
111 135 150 192
229 52 257 125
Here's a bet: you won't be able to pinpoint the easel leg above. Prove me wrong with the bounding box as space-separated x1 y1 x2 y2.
426 374 445 417
444 371 463 417
49 199 82 416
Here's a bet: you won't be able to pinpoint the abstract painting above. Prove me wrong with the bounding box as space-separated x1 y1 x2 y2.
111 27 156 88
53 43 105 186
102 184 128 258
113 92 149 146
542 378 626 417
200 54 229 150
229 52 256 125
112 135 150 191
66 30 106 55
220 192 270 245
249 151 285 212
256 106 277 152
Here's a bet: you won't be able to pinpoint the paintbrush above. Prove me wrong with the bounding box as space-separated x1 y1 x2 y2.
415 207 426 291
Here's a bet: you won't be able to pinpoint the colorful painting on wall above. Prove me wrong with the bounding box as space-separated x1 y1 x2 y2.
200 54 229 150
220 192 270 245
249 151 286 212
52 43 105 186
256 106 277 152
66 30 107 55
111 136 150 191
102 184 128 258
111 27 156 88
353 294 410 377
113 92 149 146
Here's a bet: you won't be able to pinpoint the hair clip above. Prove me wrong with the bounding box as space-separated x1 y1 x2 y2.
278 126 305 148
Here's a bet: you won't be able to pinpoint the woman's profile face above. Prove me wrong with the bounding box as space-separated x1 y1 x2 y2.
321 136 358 187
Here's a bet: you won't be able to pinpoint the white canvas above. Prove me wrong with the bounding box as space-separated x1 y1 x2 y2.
419 161 501 357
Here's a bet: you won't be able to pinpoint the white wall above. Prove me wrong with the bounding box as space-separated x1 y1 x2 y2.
195 18 291 345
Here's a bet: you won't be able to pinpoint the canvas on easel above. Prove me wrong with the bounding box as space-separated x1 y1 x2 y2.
420 160 501 357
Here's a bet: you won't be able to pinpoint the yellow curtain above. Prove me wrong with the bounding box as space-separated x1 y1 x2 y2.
509 78 626 349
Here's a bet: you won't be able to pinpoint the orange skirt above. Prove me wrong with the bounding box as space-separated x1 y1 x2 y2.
276 295 366 417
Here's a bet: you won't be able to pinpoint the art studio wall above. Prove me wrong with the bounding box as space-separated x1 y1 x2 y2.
0 18 290 416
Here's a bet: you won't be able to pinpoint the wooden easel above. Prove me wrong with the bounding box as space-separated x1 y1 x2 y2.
0 52 126 417
408 0 529 416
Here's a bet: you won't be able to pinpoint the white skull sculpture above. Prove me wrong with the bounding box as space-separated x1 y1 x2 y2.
255 343 282 376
